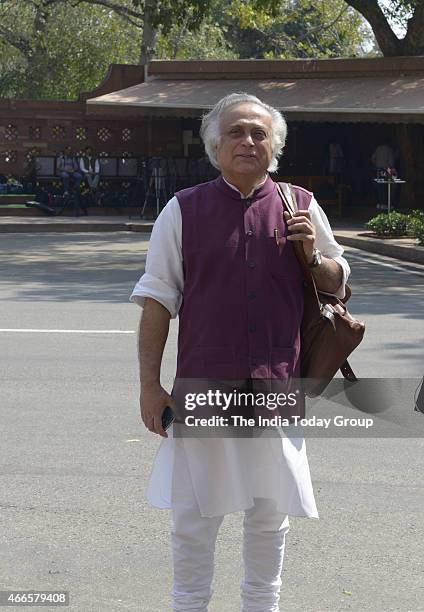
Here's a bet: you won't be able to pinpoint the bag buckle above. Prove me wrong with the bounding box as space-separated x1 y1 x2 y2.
320 303 336 330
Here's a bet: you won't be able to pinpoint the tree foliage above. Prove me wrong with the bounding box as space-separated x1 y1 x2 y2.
224 0 369 59
156 16 238 60
0 0 140 98
157 0 370 60
0 0 377 99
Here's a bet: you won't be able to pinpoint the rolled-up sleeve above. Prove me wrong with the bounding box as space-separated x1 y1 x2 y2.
129 196 183 318
309 197 351 299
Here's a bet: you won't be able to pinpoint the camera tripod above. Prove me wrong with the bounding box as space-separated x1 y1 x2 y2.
139 160 168 218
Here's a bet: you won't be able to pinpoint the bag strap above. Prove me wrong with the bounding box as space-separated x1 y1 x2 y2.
277 182 352 303
276 182 321 306
276 181 358 385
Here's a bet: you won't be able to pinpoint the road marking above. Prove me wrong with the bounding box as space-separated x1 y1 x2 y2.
0 329 135 334
345 249 424 277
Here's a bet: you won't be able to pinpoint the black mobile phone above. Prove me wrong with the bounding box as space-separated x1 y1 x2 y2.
162 406 175 431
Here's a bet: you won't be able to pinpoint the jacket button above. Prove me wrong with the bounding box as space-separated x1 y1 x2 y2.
246 230 254 237
249 323 257 332
248 291 256 299
248 261 255 269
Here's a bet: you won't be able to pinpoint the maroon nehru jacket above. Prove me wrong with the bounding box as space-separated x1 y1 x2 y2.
174 175 313 382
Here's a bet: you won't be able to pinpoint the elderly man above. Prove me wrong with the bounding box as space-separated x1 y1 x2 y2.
130 94 350 612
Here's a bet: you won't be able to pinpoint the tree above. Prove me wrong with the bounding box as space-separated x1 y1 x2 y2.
0 0 375 99
0 0 213 98
343 1 424 56
0 0 140 98
77 0 213 64
259 0 424 56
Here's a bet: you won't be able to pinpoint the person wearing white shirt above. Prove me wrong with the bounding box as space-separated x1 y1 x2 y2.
131 93 350 612
371 143 396 170
79 146 100 191
371 143 399 209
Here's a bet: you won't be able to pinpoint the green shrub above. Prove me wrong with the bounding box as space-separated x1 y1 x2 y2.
405 210 424 244
408 209 424 223
411 219 424 246
366 212 409 236
406 215 423 237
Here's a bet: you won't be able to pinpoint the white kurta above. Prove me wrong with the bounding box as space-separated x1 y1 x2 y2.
131 179 350 519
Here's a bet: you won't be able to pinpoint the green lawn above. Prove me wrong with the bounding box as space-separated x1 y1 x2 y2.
0 204 28 208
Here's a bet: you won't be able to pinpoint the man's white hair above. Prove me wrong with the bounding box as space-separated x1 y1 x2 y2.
200 93 287 174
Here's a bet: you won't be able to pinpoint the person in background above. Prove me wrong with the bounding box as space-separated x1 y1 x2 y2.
79 146 100 192
57 146 82 196
328 142 345 179
23 157 41 193
371 142 399 209
371 143 396 171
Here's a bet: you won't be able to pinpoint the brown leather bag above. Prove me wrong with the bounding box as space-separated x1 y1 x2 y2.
277 182 365 397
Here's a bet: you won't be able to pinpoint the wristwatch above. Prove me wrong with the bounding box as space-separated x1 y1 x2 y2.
308 248 322 268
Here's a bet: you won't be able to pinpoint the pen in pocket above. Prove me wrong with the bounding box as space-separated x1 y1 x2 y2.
274 227 286 250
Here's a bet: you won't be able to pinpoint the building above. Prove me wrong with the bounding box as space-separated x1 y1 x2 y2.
1 57 424 213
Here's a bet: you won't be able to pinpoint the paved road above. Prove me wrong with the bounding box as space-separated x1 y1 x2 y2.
0 233 423 612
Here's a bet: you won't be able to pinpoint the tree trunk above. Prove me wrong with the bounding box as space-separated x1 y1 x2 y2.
139 0 157 68
24 4 51 97
345 0 424 56
402 3 424 56
345 0 401 56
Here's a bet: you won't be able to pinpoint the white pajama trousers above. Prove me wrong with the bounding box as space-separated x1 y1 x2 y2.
170 443 291 612
171 497 290 612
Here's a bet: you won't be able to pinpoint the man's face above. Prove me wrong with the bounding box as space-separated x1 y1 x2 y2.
216 103 273 178
65 147 72 155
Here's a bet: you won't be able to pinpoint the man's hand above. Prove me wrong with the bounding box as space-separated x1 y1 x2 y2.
284 210 343 293
140 383 176 438
137 298 173 437
284 210 316 264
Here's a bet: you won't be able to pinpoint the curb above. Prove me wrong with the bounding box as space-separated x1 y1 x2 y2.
0 222 154 233
334 233 424 265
